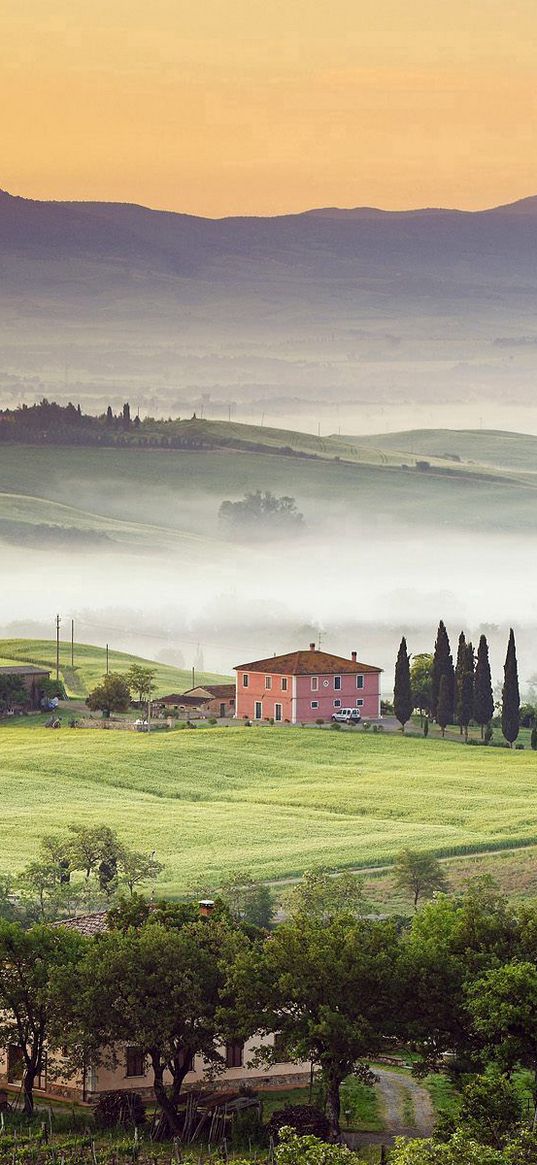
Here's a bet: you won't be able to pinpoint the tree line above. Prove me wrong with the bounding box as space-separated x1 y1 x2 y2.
4 873 537 1160
393 623 523 746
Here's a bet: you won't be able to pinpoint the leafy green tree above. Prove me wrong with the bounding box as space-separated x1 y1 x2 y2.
394 637 413 732
276 1128 357 1164
86 672 131 715
125 664 157 706
432 621 454 723
0 922 86 1115
0 675 28 711
220 871 275 928
393 849 448 911
219 491 304 537
474 635 494 739
410 653 433 721
68 824 123 880
502 629 520 747
283 867 367 923
456 1069 523 1149
436 674 452 737
56 916 247 1135
119 848 164 896
226 914 401 1140
390 1132 518 1164
467 961 537 1111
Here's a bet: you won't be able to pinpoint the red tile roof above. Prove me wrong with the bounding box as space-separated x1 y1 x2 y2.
152 693 208 706
234 649 382 676
54 911 109 936
184 684 235 699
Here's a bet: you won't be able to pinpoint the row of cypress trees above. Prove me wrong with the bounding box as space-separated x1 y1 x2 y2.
394 623 521 746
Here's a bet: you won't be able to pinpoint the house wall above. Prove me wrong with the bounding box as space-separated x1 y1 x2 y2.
295 671 381 722
235 670 293 722
236 669 381 723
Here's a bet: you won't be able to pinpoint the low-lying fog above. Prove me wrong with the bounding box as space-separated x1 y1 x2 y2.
4 519 537 695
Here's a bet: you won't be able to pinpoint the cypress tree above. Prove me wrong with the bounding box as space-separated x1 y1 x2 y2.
474 634 494 739
455 631 467 735
502 628 520 748
394 637 413 733
460 641 475 741
437 674 451 738
432 620 455 724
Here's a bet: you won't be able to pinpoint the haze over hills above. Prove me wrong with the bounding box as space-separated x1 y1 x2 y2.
2 189 537 432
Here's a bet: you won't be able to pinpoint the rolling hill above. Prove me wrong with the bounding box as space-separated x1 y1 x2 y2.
3 189 537 420
0 639 228 697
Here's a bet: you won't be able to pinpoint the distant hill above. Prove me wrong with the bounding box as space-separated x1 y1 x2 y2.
3 189 537 418
0 639 228 697
348 428 537 473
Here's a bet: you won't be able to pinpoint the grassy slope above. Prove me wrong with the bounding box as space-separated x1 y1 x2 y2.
1 441 537 536
348 427 537 473
2 725 537 893
0 639 228 697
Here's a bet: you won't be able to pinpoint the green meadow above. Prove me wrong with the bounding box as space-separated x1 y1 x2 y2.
1 723 537 894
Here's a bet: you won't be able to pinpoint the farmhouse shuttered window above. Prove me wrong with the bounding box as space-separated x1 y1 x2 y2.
126 1047 145 1077
225 1041 244 1069
265 676 272 690
356 675 364 689
334 675 341 690
281 677 288 691
311 677 318 691
255 701 262 719
242 675 249 687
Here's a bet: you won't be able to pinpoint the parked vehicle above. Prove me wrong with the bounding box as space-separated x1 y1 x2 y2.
331 707 361 723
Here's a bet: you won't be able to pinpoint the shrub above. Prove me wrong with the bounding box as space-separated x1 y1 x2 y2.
484 724 494 744
531 726 537 751
331 721 341 730
316 718 325 725
267 1105 330 1144
93 1089 146 1129
208 717 217 725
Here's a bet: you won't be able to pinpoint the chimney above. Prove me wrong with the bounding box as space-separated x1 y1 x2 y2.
309 642 316 651
199 899 215 918
351 651 357 662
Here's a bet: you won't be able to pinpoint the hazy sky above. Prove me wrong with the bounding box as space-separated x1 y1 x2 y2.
4 0 537 217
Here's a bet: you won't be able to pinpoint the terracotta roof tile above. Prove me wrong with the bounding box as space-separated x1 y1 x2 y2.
234 649 382 676
54 911 109 936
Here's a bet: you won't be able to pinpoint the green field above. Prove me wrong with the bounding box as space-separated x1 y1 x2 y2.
0 639 228 697
1 424 537 544
2 724 537 894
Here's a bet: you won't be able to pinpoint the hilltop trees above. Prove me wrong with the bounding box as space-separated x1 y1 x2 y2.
394 637 413 732
218 491 304 537
436 675 452 737
459 641 475 741
502 629 520 747
126 663 157 707
474 635 494 738
432 621 454 726
410 653 433 722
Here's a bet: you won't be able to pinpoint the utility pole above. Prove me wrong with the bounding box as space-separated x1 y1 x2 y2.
106 643 109 674
192 665 195 690
71 619 74 669
55 614 61 681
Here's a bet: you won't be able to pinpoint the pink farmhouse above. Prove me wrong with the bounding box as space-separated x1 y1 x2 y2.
234 644 382 724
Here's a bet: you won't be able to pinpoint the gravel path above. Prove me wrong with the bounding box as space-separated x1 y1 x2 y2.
344 1066 434 1149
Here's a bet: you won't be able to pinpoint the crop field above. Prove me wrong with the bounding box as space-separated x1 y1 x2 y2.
0 639 227 697
2 723 537 894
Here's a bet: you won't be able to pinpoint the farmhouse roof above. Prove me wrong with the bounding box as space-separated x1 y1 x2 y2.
54 910 109 936
0 664 50 676
235 648 382 676
184 684 235 699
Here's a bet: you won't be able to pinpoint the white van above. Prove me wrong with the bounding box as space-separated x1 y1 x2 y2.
331 708 361 723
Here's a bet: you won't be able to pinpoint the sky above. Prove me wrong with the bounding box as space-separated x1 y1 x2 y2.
3 0 537 217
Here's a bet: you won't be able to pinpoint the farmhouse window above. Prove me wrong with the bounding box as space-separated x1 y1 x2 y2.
334 699 341 708
265 675 272 690
225 1040 244 1068
356 698 364 707
311 677 318 691
334 675 342 690
273 1032 289 1061
177 1049 195 1072
356 675 364 689
281 677 288 691
255 702 262 719
311 700 319 709
126 1047 145 1077
242 675 249 688
274 703 282 721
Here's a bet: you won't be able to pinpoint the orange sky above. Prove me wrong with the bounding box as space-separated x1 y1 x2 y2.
3 0 537 217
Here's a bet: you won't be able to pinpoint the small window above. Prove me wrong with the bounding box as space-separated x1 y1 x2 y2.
177 1049 195 1073
126 1047 145 1077
356 675 364 689
334 675 342 690
281 677 288 691
274 703 282 722
265 675 272 690
311 677 318 691
242 674 249 688
356 698 364 707
255 701 262 720
334 699 341 708
311 700 319 709
273 1032 289 1062
225 1040 244 1069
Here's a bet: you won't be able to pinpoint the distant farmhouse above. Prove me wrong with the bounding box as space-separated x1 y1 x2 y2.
234 645 382 723
0 664 50 711
152 684 235 719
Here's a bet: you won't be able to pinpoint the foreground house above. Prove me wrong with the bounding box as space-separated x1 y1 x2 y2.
235 645 382 723
0 908 310 1103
